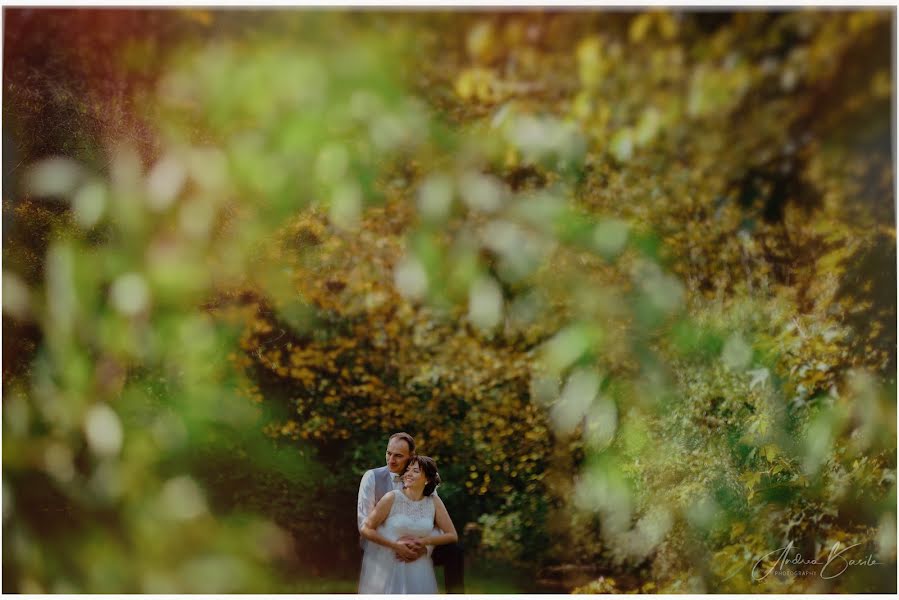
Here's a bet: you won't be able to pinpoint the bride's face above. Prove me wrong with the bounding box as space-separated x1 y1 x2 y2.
403 462 427 491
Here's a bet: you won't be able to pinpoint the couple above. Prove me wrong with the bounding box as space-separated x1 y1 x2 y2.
357 432 464 594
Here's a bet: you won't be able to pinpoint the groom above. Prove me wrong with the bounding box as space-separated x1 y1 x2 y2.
357 432 465 593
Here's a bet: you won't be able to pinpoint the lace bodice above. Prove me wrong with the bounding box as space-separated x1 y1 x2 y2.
380 491 435 540
359 490 439 593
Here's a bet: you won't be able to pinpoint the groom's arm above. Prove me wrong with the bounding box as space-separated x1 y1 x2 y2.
357 470 376 533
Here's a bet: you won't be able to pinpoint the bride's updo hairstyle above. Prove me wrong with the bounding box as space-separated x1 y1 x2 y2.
408 455 441 496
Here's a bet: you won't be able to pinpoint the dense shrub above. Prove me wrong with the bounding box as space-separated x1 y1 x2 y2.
3 9 894 593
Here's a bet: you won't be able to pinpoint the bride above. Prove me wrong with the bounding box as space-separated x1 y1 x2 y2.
359 455 458 594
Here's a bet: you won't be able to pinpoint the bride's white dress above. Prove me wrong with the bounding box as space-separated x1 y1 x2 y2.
359 490 438 594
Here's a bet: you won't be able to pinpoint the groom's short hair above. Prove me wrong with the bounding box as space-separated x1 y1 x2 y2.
389 432 415 453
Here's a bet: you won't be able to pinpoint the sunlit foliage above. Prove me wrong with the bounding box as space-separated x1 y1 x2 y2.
3 8 895 593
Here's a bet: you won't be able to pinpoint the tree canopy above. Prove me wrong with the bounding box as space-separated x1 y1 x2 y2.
3 8 895 593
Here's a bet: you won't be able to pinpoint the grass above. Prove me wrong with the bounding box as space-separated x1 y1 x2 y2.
436 563 533 594
283 559 534 593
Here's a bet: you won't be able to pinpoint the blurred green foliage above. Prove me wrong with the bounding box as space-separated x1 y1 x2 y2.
3 8 895 593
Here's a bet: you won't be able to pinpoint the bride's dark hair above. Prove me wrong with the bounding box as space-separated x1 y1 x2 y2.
407 455 441 496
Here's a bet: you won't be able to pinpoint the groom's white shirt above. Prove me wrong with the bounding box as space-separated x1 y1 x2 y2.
356 468 405 534
357 467 440 556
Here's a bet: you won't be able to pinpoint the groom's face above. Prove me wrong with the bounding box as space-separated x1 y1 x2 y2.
385 438 412 474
